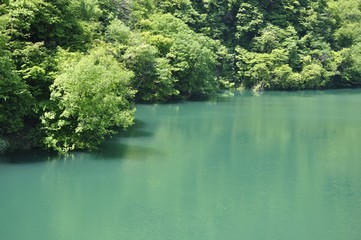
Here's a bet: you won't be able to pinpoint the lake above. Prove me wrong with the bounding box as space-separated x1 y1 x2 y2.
1 89 361 240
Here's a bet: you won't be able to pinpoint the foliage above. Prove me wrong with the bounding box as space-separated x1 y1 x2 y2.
328 0 361 86
5 0 87 50
0 16 32 134
2 0 361 153
124 43 178 102
131 0 200 27
139 13 222 99
105 18 132 44
41 46 135 153
167 32 218 98
236 3 264 45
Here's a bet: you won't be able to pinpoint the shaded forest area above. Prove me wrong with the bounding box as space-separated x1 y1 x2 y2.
1 0 361 153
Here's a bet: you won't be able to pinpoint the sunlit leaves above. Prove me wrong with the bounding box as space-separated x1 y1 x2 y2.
42 46 135 153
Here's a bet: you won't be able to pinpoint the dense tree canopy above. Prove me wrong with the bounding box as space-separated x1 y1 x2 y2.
42 45 135 153
1 0 361 153
0 15 32 135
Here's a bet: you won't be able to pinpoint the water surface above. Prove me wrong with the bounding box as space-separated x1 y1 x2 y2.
1 90 361 240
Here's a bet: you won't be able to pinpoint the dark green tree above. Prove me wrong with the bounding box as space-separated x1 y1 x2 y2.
140 13 221 99
0 16 32 135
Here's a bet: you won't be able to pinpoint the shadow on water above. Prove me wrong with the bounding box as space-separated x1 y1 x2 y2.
259 88 361 97
118 119 153 138
208 91 238 103
0 149 61 164
94 119 160 161
95 142 162 162
0 120 156 164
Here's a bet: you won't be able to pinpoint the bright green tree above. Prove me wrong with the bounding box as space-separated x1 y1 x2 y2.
42 46 135 153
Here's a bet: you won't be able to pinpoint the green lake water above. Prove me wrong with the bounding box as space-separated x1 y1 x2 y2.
1 90 361 240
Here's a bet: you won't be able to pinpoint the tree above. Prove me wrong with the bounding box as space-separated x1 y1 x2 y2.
131 0 200 27
235 3 264 46
105 18 132 44
6 0 87 50
167 32 218 98
327 0 361 87
0 14 32 135
41 45 135 153
124 44 178 102
140 13 221 99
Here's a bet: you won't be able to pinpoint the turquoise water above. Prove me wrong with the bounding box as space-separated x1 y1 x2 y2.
1 90 361 240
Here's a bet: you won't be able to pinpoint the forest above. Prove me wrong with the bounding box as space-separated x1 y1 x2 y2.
1 0 361 154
